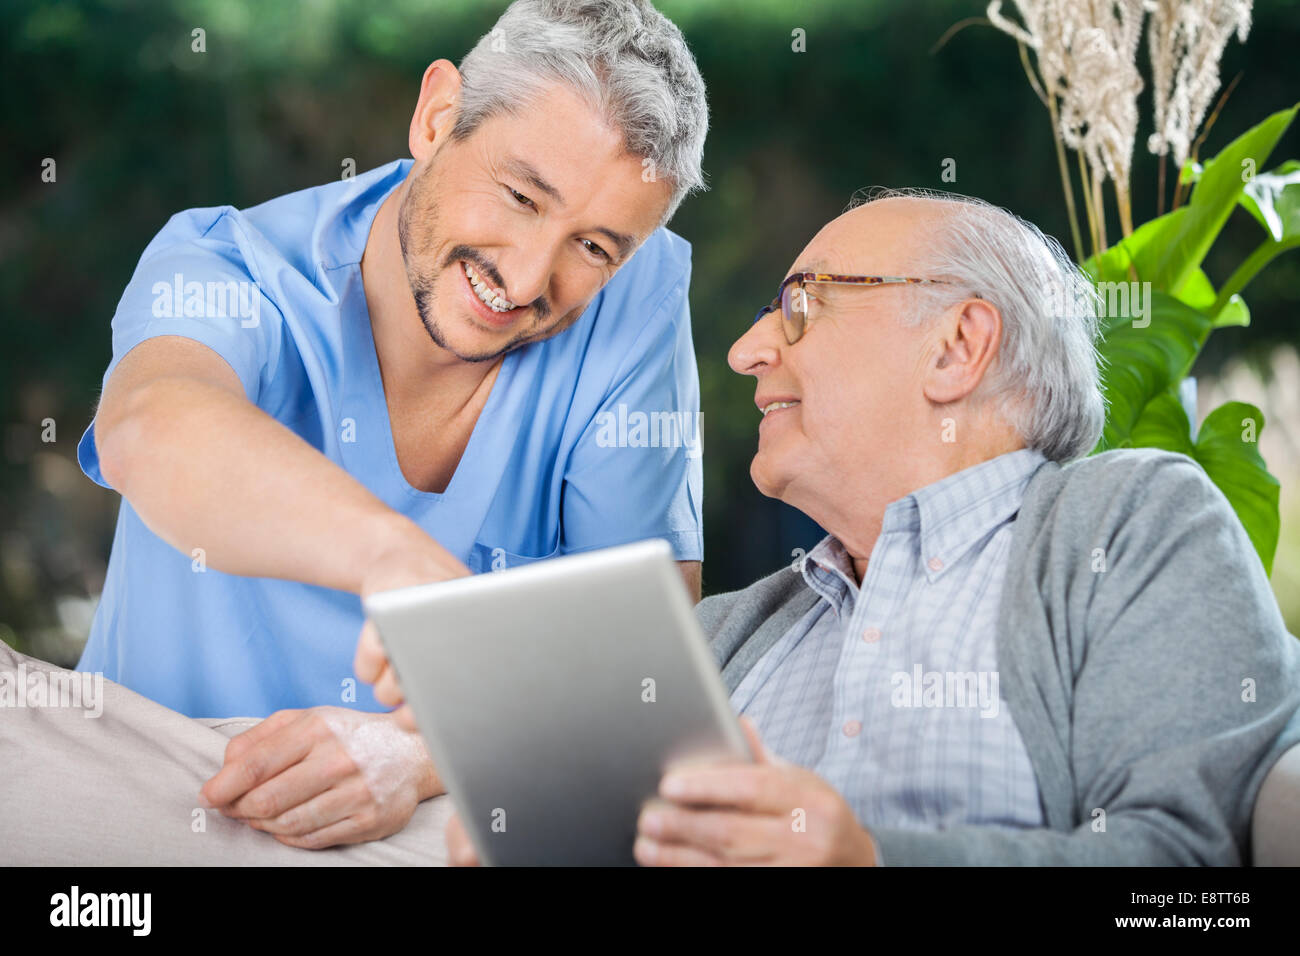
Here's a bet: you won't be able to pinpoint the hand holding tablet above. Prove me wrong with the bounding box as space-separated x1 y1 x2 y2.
363 539 753 866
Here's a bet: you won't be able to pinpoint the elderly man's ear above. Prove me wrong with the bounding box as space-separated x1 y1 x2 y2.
921 298 1003 405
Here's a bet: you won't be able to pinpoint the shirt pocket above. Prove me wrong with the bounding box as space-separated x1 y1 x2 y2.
466 539 562 574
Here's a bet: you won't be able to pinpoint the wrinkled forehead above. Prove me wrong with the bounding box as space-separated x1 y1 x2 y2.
469 84 673 232
789 197 950 278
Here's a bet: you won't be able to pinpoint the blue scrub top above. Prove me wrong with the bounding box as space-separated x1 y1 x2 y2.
76 159 704 718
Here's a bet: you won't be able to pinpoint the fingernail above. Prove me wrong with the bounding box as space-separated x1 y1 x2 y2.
633 837 658 864
661 773 687 798
640 811 664 837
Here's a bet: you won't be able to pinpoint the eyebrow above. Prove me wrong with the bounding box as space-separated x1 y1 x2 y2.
592 226 636 261
502 156 564 204
502 155 637 262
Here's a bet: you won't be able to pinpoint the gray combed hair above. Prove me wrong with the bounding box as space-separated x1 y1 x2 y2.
852 187 1106 462
451 0 709 223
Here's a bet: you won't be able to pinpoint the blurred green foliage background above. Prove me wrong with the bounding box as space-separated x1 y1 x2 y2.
2 0 1299 665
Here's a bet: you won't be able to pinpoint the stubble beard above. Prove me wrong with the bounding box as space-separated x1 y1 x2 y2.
396 163 582 364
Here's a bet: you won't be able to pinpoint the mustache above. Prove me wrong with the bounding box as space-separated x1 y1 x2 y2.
442 245 551 320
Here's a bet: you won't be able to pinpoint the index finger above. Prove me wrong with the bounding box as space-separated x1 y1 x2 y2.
392 704 417 733
222 708 301 760
201 719 315 808
445 813 480 867
354 620 388 684
658 763 794 815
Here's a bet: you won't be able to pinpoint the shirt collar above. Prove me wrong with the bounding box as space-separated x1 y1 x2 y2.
907 447 1046 582
323 158 412 271
799 535 857 613
801 447 1047 590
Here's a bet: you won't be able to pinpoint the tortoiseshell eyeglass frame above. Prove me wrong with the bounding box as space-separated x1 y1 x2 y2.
753 273 953 345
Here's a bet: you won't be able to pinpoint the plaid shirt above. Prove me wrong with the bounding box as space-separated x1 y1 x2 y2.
731 448 1048 834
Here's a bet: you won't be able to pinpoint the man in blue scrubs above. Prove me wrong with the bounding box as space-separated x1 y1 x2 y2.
76 0 708 848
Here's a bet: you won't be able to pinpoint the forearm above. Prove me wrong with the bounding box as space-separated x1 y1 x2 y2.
677 560 702 604
869 818 1233 867
96 375 446 593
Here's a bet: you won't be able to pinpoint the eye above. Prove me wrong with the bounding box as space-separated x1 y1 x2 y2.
580 238 611 262
508 187 535 209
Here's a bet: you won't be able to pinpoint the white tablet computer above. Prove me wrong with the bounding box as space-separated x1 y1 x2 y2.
363 538 752 866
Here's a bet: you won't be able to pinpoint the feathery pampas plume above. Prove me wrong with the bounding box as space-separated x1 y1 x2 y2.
987 0 1252 250
1147 0 1253 168
989 0 1145 244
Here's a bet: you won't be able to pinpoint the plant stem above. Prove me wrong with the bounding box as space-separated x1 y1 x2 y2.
1115 180 1134 240
1189 71 1243 167
1078 150 1101 259
1157 152 1167 217
1212 237 1300 316
1093 175 1108 251
1174 74 1243 214
1047 92 1085 262
930 16 991 56
1015 39 1049 107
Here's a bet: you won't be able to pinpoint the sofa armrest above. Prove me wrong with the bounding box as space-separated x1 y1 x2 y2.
1252 742 1300 865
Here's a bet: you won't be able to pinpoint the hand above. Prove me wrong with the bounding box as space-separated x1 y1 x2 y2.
445 718 877 867
634 716 879 866
354 539 471 731
199 706 442 849
445 811 481 867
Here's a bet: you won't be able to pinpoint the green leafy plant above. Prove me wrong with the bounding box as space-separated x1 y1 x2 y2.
1084 103 1297 573
984 1 1292 575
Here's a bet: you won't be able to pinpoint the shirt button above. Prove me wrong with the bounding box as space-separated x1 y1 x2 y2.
861 627 882 643
928 556 944 572
842 720 862 737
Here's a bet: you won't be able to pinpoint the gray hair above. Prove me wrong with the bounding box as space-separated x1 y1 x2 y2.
852 188 1106 462
451 0 709 223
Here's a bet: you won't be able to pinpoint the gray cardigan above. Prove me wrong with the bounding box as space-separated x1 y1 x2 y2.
696 449 1300 865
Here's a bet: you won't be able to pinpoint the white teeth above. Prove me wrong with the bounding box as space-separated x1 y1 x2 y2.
762 401 800 416
462 262 516 312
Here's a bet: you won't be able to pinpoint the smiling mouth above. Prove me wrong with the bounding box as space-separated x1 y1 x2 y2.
761 401 800 416
461 261 517 313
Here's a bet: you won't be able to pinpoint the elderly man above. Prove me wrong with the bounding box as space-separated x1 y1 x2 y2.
73 0 708 849
428 190 1300 866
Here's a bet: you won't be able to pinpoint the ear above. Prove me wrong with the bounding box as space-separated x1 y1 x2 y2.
408 59 463 161
922 297 1002 405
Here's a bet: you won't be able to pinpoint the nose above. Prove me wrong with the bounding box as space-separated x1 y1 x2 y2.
499 242 559 311
728 310 785 377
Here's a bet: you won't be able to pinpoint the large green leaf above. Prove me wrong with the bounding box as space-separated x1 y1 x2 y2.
1213 159 1300 312
1129 390 1195 454
1213 294 1251 328
1171 264 1251 327
1132 103 1298 295
1241 159 1300 239
1082 212 1167 284
1083 223 1248 327
1193 402 1281 575
1128 394 1280 574
1084 109 1293 575
1094 291 1212 450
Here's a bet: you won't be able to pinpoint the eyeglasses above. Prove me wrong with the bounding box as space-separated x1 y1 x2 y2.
753 272 952 345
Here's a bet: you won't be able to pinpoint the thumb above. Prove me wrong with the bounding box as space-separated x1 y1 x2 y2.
393 703 418 733
738 715 783 765
354 620 385 684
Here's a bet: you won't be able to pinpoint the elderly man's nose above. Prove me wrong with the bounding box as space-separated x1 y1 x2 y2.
728 314 783 375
